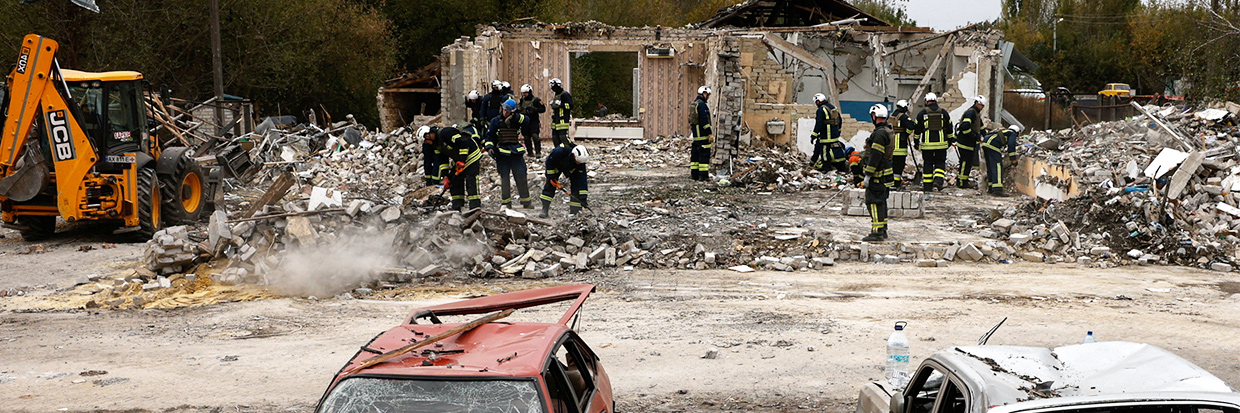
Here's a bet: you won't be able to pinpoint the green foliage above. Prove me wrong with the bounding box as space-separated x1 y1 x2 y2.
998 0 1240 100
851 0 917 27
0 0 395 125
570 52 637 117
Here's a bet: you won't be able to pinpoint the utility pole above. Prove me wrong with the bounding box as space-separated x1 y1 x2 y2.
209 0 225 136
1053 17 1064 52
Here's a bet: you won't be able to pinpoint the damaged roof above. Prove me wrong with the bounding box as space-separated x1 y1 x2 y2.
698 0 891 28
943 341 1235 409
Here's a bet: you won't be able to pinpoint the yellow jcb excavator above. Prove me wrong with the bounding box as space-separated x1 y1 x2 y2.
1 34 214 241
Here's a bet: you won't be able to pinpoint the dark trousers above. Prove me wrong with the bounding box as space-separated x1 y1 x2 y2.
496 155 531 207
448 163 481 211
891 154 907 187
542 169 588 213
984 148 1005 188
524 132 542 156
815 141 848 173
551 129 572 148
423 145 440 187
690 138 711 180
922 149 946 190
957 145 978 182
865 183 889 233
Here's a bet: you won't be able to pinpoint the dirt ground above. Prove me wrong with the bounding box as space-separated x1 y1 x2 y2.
3 164 1240 412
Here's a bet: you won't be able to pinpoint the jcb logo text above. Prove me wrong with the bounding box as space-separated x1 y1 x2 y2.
47 111 76 161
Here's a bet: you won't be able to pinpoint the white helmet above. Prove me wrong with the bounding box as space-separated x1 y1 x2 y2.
467 90 479 100
869 103 889 119
491 80 503 90
415 125 431 139
571 145 590 164
924 93 938 103
520 84 532 93
813 93 827 104
896 99 909 109
975 95 987 106
1007 124 1022 134
698 85 712 95
549 78 562 87
502 81 511 90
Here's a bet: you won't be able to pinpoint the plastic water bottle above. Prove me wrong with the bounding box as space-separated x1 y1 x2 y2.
886 321 910 388
1083 331 1096 343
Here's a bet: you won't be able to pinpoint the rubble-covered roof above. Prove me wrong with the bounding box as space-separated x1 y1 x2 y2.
383 60 440 90
943 342 1234 409
698 0 891 28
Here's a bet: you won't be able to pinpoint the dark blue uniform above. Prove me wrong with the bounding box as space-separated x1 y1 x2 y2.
541 146 588 214
689 95 712 181
435 126 483 211
810 102 846 173
486 113 532 208
550 86 574 148
955 106 983 188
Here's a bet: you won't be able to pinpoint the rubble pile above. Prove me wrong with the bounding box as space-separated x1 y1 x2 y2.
978 102 1240 271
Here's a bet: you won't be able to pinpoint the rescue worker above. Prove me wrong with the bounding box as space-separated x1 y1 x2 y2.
418 124 483 211
501 81 515 100
549 78 574 148
422 125 447 187
954 95 986 189
539 145 590 218
518 84 547 157
890 99 915 189
914 93 954 192
480 80 505 134
486 99 534 209
980 125 1020 197
862 104 894 242
465 90 483 129
809 93 847 173
689 86 713 181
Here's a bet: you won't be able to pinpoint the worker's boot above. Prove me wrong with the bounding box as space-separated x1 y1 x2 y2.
933 177 944 191
880 226 889 240
539 200 551 218
522 200 533 209
923 183 933 192
957 179 976 189
569 205 581 215
988 187 1011 197
862 231 885 242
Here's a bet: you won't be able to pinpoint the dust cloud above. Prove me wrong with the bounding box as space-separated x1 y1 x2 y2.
265 228 397 297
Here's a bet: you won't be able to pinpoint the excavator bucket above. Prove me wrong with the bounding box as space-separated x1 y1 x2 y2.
0 150 49 202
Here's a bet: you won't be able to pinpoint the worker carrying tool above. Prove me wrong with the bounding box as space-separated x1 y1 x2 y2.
889 100 915 189
539 145 590 218
548 78 574 148
810 93 847 173
518 84 547 157
465 90 483 130
954 95 986 189
418 125 482 211
914 93 954 192
862 104 894 242
981 125 1020 197
689 85 713 181
486 99 533 209
422 126 448 187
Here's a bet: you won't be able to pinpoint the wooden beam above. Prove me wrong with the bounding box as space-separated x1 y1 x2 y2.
345 309 515 374
760 33 839 104
908 34 955 103
381 87 440 93
882 23 980 57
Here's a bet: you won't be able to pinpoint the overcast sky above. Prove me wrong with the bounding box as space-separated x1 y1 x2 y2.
902 0 1003 30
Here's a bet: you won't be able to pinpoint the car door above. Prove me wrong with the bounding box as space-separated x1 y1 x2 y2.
903 363 970 413
545 332 610 413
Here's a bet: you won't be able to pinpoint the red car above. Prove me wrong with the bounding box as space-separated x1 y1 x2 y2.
316 284 615 413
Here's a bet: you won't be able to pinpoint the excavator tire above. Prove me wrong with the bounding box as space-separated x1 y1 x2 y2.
135 167 162 240
160 152 206 224
17 216 56 241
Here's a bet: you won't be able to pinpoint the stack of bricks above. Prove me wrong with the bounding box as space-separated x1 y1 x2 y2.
713 37 744 169
841 188 925 218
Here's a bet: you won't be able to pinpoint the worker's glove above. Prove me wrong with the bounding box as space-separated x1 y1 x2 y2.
443 177 451 188
455 161 466 175
860 177 870 188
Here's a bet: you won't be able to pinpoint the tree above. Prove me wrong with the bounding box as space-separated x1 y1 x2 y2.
852 0 917 27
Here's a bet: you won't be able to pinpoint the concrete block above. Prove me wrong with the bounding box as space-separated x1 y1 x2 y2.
380 206 402 222
1089 246 1112 256
588 245 607 263
417 264 440 277
944 245 959 261
916 259 937 267
605 248 617 266
958 243 983 261
991 218 1016 233
704 252 717 265
1211 262 1233 272
1076 256 1092 265
812 257 835 267
567 237 586 248
1020 251 1043 261
1009 233 1031 245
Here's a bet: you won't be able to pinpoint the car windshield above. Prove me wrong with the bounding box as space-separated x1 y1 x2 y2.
319 377 545 413
1115 85 1131 90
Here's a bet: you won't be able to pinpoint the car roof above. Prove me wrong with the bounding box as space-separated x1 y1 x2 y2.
341 321 569 378
987 392 1240 413
60 69 143 82
933 341 1234 408
332 285 596 381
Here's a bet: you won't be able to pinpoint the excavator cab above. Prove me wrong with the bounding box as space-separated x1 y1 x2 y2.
1 34 211 241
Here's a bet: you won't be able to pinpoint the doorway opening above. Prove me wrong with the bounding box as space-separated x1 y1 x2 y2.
570 52 638 119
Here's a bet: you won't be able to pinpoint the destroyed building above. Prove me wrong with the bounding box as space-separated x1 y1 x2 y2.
386 0 1035 174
